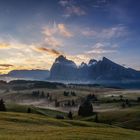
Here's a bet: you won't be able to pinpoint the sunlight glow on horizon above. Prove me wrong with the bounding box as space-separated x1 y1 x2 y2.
0 0 140 74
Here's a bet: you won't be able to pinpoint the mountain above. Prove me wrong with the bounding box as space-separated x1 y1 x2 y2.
88 59 97 66
50 55 140 82
50 55 77 80
87 57 140 80
7 69 50 80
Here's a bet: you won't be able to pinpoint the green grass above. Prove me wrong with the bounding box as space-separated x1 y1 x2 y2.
82 106 140 130
0 112 140 140
6 103 67 117
0 87 139 139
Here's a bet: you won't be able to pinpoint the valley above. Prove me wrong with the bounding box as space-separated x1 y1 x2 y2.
0 80 139 139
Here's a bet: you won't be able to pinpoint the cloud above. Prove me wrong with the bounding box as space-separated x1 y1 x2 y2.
92 0 109 8
81 25 128 39
59 0 70 7
58 24 73 37
43 23 73 38
59 0 86 17
34 46 61 56
42 25 62 48
44 36 62 48
86 43 118 54
42 23 73 48
64 6 86 17
0 64 13 67
101 25 127 39
81 28 97 37
0 42 11 49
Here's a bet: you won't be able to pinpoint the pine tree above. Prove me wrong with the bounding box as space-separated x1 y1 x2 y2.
95 113 99 122
68 111 73 119
27 108 31 113
0 99 6 111
78 100 93 116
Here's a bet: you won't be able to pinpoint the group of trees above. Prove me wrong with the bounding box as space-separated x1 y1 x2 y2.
121 99 132 108
78 100 93 117
55 99 76 107
32 90 45 98
137 97 140 102
32 91 54 102
77 94 99 117
63 91 76 96
64 100 76 107
86 94 98 102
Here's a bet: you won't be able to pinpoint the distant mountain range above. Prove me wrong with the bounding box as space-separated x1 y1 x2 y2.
1 55 140 83
0 70 50 81
50 55 140 82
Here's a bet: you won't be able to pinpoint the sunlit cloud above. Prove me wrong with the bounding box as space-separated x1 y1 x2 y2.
0 42 11 49
44 36 62 48
43 23 73 38
0 64 13 67
58 24 73 37
42 23 73 48
0 40 58 73
34 46 62 56
86 43 118 54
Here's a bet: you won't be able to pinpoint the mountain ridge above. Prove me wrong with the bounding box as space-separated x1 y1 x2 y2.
0 55 140 82
50 55 140 81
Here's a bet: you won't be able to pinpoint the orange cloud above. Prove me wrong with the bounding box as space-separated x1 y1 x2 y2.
34 47 61 56
0 42 10 49
42 23 73 48
0 64 13 67
58 24 73 37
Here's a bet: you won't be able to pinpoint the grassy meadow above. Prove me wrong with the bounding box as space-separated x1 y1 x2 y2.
0 82 139 139
0 112 140 140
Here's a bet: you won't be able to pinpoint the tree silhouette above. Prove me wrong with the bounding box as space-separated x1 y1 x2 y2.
68 111 73 119
95 113 99 122
0 99 6 111
27 107 31 113
63 91 69 96
78 100 93 116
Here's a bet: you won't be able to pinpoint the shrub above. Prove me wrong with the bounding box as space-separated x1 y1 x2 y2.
56 115 64 119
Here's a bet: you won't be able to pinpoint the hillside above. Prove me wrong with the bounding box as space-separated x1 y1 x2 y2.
0 112 140 140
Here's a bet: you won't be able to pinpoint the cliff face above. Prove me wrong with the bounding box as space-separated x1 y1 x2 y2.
50 55 77 80
50 55 140 81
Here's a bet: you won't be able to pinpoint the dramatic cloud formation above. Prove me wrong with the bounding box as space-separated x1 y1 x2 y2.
0 0 139 73
43 23 73 38
42 23 73 48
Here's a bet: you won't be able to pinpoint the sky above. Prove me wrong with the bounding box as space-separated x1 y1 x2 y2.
0 0 140 74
